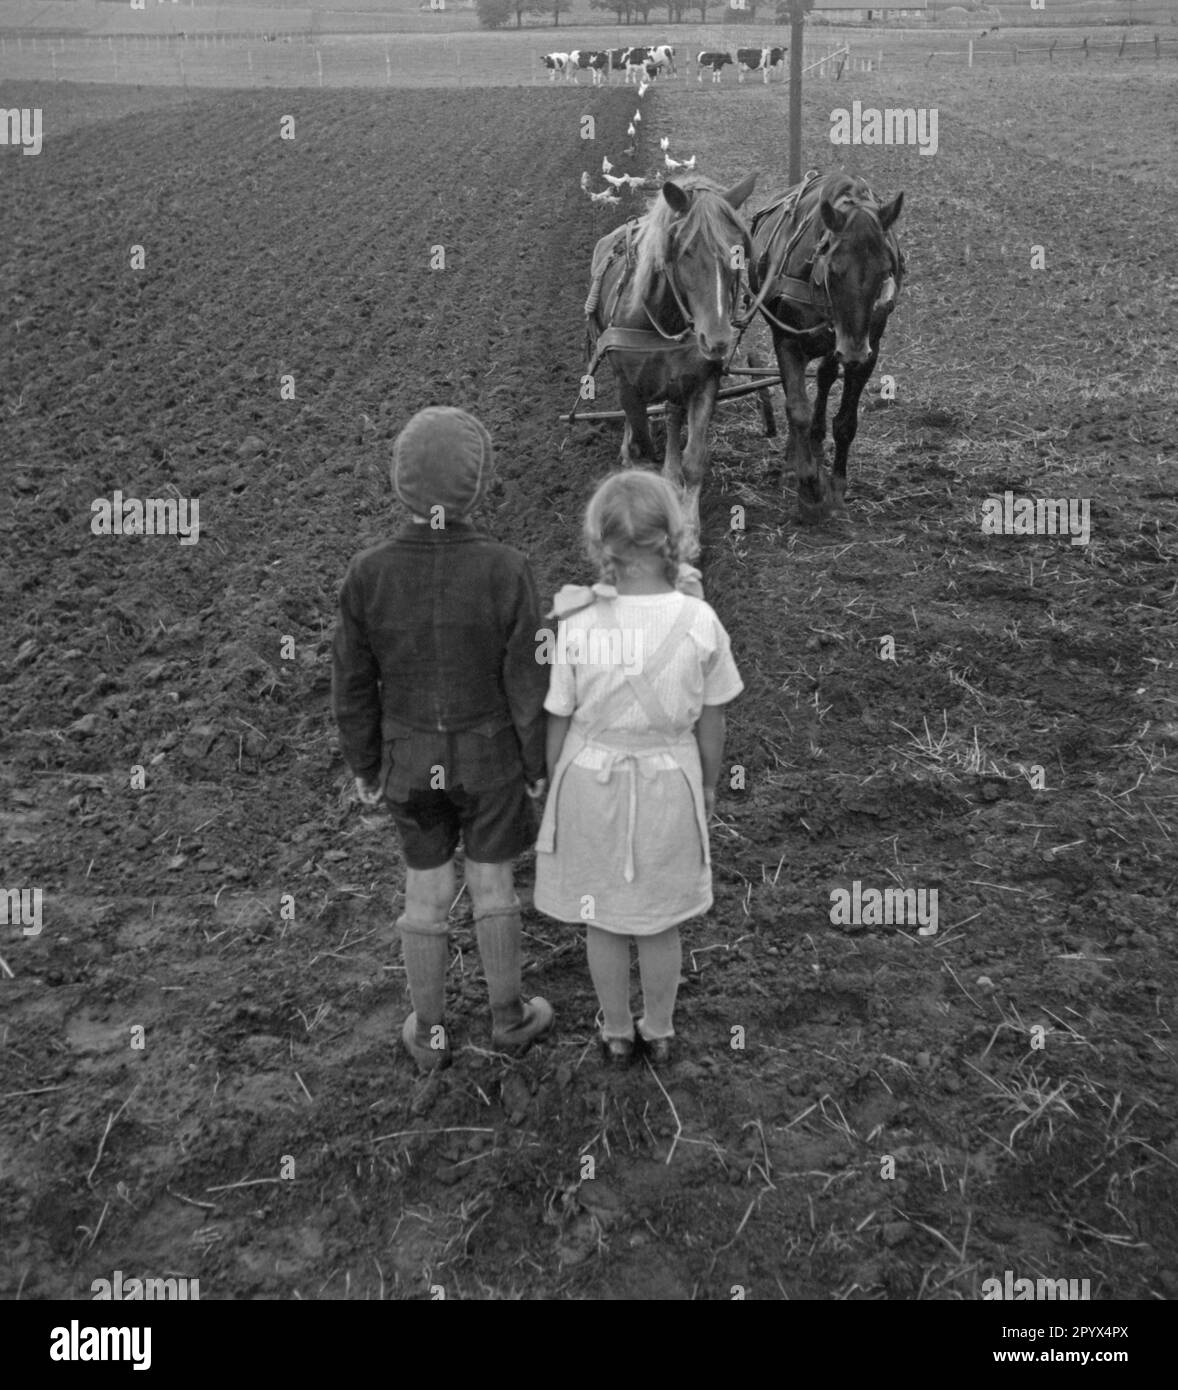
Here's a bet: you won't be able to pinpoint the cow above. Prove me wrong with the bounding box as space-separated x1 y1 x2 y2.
623 46 652 83
608 48 629 73
696 51 733 83
572 50 611 87
541 52 570 82
737 46 787 84
648 44 676 76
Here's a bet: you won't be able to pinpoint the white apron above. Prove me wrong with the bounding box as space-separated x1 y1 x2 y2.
534 598 712 936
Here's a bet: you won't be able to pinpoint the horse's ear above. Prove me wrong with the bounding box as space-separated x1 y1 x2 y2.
820 198 847 234
662 181 690 214
723 173 758 210
878 192 904 231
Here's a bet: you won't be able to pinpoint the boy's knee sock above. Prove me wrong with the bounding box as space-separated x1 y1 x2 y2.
637 926 681 1040
398 915 449 1033
586 927 634 1040
475 901 526 1032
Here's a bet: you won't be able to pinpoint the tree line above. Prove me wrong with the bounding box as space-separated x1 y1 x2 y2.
475 0 793 29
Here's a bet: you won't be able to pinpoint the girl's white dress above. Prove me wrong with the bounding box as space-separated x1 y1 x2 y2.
534 583 743 936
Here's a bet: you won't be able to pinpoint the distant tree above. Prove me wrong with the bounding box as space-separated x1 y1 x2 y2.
594 0 632 21
476 0 513 26
530 0 574 23
631 0 654 19
694 0 710 20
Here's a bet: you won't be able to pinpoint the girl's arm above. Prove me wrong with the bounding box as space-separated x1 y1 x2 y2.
694 704 726 817
546 714 572 782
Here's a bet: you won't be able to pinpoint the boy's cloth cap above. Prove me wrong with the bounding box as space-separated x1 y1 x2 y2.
392 407 493 518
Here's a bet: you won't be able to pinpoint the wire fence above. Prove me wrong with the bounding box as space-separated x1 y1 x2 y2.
926 32 1178 64
0 32 890 88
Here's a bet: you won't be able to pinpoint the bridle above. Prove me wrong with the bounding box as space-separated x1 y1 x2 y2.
745 183 899 346
642 228 749 348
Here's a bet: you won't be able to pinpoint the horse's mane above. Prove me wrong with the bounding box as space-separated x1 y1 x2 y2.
628 174 748 310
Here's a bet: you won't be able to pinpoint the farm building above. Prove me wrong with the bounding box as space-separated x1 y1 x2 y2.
810 0 929 19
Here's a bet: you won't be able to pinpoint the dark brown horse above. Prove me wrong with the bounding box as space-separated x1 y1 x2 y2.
584 173 757 557
748 171 904 520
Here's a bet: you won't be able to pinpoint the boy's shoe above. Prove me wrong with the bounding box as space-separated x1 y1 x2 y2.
601 1035 636 1070
402 1013 453 1072
492 996 554 1056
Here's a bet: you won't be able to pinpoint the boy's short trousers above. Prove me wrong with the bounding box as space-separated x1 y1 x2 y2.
387 780 534 870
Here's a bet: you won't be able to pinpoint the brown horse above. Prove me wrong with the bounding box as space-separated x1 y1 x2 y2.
584 173 757 557
749 171 904 521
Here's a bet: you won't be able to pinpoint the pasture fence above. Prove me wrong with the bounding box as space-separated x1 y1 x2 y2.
927 32 1177 65
0 33 887 89
4 28 1175 90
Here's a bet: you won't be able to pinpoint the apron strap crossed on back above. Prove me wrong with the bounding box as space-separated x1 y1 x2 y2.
581 595 698 745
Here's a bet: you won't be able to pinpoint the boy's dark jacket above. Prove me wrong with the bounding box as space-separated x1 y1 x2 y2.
332 521 547 797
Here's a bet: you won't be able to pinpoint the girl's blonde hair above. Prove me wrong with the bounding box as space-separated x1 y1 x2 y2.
584 469 686 587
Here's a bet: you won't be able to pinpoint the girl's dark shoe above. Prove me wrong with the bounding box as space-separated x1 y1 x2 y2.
601 1035 635 1069
640 1035 674 1067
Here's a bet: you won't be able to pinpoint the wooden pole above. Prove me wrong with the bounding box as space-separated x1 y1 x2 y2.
788 8 804 185
968 38 973 68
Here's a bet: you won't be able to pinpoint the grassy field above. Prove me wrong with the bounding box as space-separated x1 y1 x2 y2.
2 16 1175 91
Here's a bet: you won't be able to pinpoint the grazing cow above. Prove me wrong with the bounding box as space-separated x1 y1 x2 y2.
737 46 787 83
623 46 652 83
648 44 676 76
541 53 570 82
608 48 629 73
587 50 613 86
573 49 611 87
696 51 733 83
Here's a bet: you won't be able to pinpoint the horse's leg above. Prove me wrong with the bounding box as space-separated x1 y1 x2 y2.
773 335 826 522
618 377 655 465
663 399 685 492
829 348 877 516
679 375 720 561
810 353 840 464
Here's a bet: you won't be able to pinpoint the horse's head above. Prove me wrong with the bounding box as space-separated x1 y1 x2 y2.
816 190 903 364
642 174 757 361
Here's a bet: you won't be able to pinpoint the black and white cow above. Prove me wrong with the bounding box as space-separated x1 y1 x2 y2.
623 46 651 83
696 51 733 83
541 52 570 82
571 49 611 86
737 46 787 83
648 44 676 76
608 48 629 74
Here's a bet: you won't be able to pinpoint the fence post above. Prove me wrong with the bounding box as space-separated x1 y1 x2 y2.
386 44 391 86
1155 34 1161 59
968 38 973 67
1118 32 1127 57
1013 46 1018 65
877 48 883 72
1049 40 1055 62
1083 37 1089 59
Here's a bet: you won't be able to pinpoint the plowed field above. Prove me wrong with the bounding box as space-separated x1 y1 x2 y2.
2 68 1176 1303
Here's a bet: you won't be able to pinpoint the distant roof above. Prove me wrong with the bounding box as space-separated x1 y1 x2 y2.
814 1 929 9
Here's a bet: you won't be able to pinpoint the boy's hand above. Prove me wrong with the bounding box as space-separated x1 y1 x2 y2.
526 778 548 801
354 776 384 807
704 787 716 820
